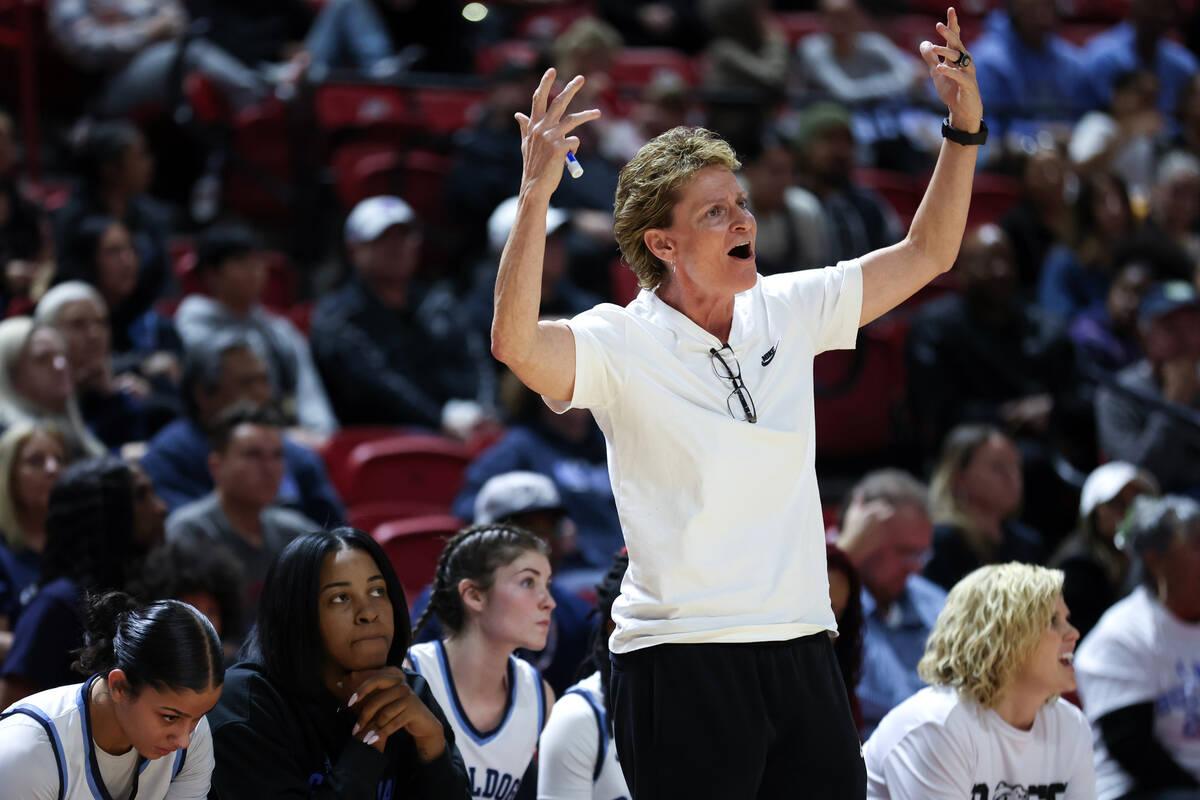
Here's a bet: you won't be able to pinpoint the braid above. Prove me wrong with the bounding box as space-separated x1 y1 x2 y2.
412 522 549 639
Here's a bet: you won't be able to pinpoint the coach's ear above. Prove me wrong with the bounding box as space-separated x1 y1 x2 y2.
643 228 677 268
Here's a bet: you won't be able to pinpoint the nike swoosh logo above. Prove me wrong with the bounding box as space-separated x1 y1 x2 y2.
761 345 777 366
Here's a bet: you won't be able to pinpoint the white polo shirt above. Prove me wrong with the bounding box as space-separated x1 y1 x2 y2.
554 262 863 653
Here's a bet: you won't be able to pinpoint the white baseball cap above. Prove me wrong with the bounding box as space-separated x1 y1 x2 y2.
487 195 569 254
344 196 416 244
474 471 564 525
1079 461 1159 517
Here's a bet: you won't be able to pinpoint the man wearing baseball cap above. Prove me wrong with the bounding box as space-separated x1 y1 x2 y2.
310 196 495 436
1097 279 1200 496
412 470 594 694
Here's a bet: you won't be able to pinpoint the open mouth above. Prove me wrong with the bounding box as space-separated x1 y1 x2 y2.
1059 652 1074 667
728 242 753 260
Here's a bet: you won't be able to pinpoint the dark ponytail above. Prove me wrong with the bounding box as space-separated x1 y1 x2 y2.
583 551 627 736
73 591 224 694
412 523 550 639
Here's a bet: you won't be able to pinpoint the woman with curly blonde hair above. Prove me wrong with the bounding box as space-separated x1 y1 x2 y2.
864 562 1094 800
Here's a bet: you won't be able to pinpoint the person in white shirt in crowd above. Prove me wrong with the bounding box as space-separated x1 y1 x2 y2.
0 590 222 799
1075 495 1200 800
864 562 1094 800
538 551 630 800
491 7 983 796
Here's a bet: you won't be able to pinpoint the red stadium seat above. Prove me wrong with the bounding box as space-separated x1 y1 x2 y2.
967 173 1021 227
342 434 471 507
775 12 823 46
475 40 538 75
609 48 699 90
348 501 450 533
373 515 464 604
813 316 909 457
410 87 486 137
855 168 922 228
331 142 404 210
313 83 415 139
320 426 408 498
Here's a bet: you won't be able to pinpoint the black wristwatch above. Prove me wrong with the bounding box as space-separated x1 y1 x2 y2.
941 117 988 146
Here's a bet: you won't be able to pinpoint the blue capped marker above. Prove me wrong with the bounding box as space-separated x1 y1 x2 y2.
565 150 584 179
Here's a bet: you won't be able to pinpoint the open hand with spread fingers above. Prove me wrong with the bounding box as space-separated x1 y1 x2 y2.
919 7 983 133
514 68 602 201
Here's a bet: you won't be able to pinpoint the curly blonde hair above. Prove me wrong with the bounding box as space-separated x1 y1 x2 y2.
613 126 740 290
918 562 1063 709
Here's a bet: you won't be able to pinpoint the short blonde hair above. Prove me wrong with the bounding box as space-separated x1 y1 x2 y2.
613 126 740 290
918 562 1063 709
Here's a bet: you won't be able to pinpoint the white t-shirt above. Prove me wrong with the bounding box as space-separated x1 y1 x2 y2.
408 640 545 800
0 678 214 799
1075 585 1200 799
864 686 1095 800
557 264 863 653
538 671 629 800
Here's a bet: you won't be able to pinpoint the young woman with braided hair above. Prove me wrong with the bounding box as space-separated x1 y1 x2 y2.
407 523 557 800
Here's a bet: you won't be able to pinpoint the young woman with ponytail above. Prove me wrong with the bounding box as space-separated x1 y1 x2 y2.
0 590 224 799
537 550 630 800
206 527 470 799
406 523 558 800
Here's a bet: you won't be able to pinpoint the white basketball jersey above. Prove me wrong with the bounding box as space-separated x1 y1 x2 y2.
408 640 545 800
0 675 213 799
547 671 630 800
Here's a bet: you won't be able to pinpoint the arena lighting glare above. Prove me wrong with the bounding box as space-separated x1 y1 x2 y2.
462 2 488 22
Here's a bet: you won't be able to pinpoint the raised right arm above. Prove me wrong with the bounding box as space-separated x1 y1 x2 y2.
491 69 600 404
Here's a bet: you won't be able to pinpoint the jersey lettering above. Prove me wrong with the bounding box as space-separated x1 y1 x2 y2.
467 766 521 799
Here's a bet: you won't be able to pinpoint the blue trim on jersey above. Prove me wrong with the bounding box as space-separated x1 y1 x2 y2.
534 665 546 733
407 646 424 677
565 688 607 782
171 747 186 779
77 675 149 800
5 703 69 798
435 638 518 746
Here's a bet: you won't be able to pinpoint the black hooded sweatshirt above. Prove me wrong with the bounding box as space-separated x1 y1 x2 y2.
207 661 470 799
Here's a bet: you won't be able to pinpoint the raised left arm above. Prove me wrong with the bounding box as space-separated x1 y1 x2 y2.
859 7 983 327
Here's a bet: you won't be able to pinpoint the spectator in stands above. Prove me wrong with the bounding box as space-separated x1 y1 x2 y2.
1081 0 1199 116
305 0 473 80
175 223 337 436
185 0 311 81
166 403 316 632
1050 461 1159 640
414 471 592 695
1170 72 1200 158
599 68 693 166
312 196 494 436
796 0 921 107
1144 150 1200 275
1075 495 1200 799
700 0 788 150
0 456 166 706
1096 280 1200 498
35 282 156 449
792 102 902 265
463 196 600 349
1070 258 1154 375
825 543 865 733
0 317 105 458
54 122 172 330
453 371 622 570
968 0 1088 145
47 0 270 115
1001 146 1075 290
140 332 344 525
135 537 243 654
864 563 1093 798
924 424 1043 593
1069 70 1163 203
0 423 66 659
1037 171 1136 322
57 215 182 383
596 0 709 55
737 127 829 274
0 109 50 319
835 469 946 736
907 224 1093 477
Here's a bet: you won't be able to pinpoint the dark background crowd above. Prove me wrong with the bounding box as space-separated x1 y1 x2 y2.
0 0 1199 793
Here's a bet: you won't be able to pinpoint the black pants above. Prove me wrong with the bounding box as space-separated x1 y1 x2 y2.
610 632 866 799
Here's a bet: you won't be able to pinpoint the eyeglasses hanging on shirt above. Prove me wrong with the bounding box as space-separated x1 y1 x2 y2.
709 344 757 424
